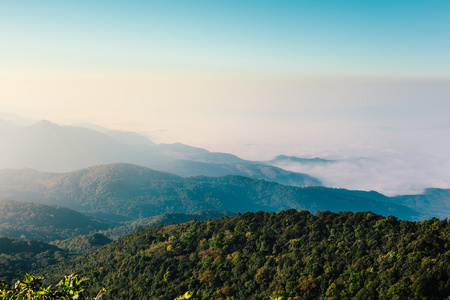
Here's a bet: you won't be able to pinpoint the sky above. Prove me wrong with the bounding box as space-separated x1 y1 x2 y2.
1 1 450 194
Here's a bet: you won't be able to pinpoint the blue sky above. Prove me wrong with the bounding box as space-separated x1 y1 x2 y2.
1 1 450 194
2 0 450 78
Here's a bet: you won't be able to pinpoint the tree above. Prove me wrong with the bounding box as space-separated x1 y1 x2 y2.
0 273 104 300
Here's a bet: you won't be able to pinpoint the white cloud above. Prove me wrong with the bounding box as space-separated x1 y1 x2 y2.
271 148 450 196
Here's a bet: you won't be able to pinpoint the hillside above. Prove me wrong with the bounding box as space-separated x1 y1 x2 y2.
152 159 321 187
0 164 421 221
50 212 236 254
38 210 450 299
100 210 236 240
50 233 112 255
0 236 71 282
391 188 450 219
0 199 112 241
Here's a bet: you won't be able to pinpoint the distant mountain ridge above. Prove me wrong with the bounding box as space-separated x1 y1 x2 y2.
152 159 321 187
0 120 173 171
0 120 319 187
0 163 422 221
390 188 450 219
1 120 447 221
269 155 336 165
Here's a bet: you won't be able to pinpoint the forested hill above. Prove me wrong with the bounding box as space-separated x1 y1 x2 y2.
0 163 420 221
0 199 111 241
0 236 71 282
100 211 236 240
38 210 450 299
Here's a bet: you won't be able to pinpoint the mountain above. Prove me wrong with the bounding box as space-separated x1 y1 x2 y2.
69 122 113 134
107 130 157 146
100 210 237 240
0 163 421 221
156 142 242 163
0 120 243 172
50 233 112 255
390 188 450 219
0 236 71 282
152 159 321 187
71 122 157 146
0 199 112 242
0 120 318 188
269 155 336 165
37 210 450 299
0 120 174 172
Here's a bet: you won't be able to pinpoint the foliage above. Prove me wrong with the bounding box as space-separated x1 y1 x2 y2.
50 234 112 255
99 211 236 240
39 210 450 299
0 237 72 283
0 273 103 300
0 209 234 282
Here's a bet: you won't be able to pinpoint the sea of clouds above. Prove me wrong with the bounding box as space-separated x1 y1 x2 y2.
270 149 450 196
